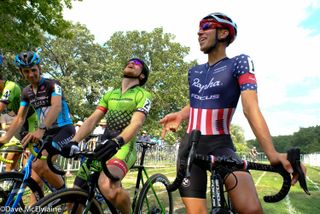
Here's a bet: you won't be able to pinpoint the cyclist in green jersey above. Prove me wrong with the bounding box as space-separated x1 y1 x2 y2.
62 58 152 214
0 68 37 171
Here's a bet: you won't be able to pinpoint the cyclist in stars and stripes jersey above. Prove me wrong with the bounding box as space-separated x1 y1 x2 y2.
160 12 306 214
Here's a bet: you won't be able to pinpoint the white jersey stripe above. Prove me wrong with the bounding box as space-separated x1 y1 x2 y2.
187 107 236 135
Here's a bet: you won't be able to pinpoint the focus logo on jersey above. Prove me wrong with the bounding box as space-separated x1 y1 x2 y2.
54 84 62 96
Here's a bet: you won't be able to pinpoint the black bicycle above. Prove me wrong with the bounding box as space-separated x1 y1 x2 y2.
167 130 310 213
28 138 173 214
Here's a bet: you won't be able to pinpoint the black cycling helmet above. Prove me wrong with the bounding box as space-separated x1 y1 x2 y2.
202 12 237 45
128 58 149 86
14 51 41 68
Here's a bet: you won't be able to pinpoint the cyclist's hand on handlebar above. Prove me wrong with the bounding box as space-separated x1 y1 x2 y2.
269 152 306 186
61 141 80 158
21 129 45 147
94 136 124 161
159 112 183 139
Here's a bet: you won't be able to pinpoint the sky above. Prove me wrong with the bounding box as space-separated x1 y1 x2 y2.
63 0 320 140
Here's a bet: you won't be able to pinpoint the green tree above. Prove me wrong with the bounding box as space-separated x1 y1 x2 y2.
41 23 107 120
0 0 79 53
230 124 249 153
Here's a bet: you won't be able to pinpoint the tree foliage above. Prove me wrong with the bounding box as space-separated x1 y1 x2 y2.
41 23 107 119
247 125 320 154
0 0 79 53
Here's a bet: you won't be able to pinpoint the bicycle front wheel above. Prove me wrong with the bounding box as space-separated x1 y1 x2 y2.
135 173 173 214
29 188 103 214
0 171 43 208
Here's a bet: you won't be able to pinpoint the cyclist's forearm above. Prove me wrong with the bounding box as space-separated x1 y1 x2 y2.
245 108 277 159
42 95 61 128
73 110 104 142
178 104 190 121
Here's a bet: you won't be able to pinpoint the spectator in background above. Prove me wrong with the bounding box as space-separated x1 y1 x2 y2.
137 130 151 143
250 146 258 162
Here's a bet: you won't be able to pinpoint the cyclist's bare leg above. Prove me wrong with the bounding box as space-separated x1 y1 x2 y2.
32 151 64 189
225 171 263 214
181 197 208 214
98 165 130 214
5 152 21 171
29 169 44 205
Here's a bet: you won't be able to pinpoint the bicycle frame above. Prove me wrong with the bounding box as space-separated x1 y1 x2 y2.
74 141 167 214
3 144 59 214
131 142 165 213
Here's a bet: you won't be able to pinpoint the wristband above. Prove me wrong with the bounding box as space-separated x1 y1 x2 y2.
39 123 48 131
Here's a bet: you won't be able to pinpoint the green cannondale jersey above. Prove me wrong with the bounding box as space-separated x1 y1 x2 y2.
0 81 21 114
97 85 152 133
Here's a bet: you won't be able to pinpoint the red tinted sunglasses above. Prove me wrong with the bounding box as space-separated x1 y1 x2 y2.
128 59 143 67
199 19 222 31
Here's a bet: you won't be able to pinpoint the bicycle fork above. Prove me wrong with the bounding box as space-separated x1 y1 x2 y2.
210 170 229 214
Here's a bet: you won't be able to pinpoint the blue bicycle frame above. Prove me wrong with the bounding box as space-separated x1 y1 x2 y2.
4 152 34 213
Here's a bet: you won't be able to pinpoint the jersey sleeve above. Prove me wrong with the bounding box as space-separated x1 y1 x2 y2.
135 89 152 115
51 80 63 97
0 83 15 105
96 91 112 114
234 54 257 91
20 87 30 107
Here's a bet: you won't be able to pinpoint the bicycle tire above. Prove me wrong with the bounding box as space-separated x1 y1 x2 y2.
135 173 173 214
0 171 43 208
29 188 103 214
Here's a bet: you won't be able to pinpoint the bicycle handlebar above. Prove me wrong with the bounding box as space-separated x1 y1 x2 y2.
31 137 66 176
0 141 23 163
167 130 310 203
72 150 121 181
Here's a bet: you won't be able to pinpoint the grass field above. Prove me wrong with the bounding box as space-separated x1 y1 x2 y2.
65 164 320 213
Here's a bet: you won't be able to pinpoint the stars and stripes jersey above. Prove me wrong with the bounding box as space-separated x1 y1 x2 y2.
187 54 257 135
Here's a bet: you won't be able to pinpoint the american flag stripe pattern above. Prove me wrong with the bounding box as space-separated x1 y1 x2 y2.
187 107 235 135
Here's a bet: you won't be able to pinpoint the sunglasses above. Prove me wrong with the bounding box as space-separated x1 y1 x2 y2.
128 59 143 67
199 19 222 31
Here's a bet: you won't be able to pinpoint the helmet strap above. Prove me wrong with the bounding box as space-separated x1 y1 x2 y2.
123 74 139 79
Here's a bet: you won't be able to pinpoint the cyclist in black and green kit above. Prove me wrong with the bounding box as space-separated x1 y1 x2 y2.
0 61 37 171
62 58 152 214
